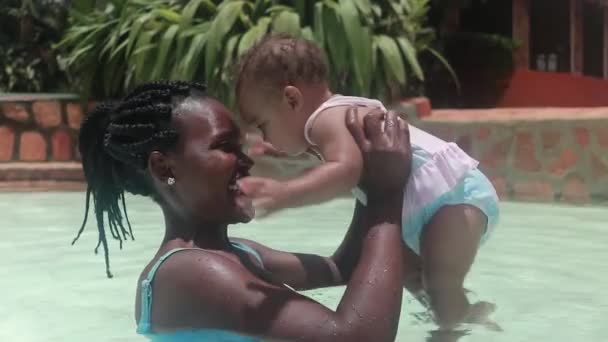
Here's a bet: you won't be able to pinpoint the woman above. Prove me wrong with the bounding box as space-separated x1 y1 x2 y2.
75 81 412 341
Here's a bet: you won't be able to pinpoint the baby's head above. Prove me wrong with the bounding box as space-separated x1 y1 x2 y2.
235 34 331 154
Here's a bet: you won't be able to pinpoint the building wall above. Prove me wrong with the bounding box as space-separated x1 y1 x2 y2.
530 0 572 72
583 1 605 77
497 68 608 107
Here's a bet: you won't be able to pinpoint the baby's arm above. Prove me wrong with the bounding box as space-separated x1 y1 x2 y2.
283 106 363 205
240 106 363 215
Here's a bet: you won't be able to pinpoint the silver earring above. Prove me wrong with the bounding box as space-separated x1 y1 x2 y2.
167 177 175 185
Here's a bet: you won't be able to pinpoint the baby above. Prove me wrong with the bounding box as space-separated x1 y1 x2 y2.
235 34 500 329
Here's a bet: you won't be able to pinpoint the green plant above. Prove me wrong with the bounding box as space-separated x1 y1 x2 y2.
58 0 245 99
0 0 69 92
436 31 519 107
58 0 456 102
443 32 519 79
306 0 459 100
1 47 43 92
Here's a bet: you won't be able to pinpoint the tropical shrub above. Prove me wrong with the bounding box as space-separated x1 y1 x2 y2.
58 0 456 103
0 0 69 92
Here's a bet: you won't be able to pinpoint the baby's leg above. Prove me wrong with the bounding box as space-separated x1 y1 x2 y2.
420 204 486 329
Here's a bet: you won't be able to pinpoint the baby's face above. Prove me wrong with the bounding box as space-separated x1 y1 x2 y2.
237 86 309 155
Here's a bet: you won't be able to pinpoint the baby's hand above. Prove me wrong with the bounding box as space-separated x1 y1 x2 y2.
238 177 287 218
245 134 288 158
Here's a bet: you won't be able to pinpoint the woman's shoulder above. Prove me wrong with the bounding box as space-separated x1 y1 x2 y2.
148 247 264 327
154 247 249 283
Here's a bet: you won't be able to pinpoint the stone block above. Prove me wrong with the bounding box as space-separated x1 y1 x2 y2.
561 175 590 203
1 103 30 123
19 131 47 161
549 148 579 176
490 176 508 198
541 131 562 151
597 127 608 147
33 101 62 128
480 137 513 172
456 134 472 155
574 127 590 147
514 132 541 172
0 126 16 161
52 130 73 161
66 103 84 129
476 126 491 141
591 154 608 178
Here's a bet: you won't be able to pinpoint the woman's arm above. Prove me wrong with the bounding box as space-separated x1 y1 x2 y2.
181 109 411 341
179 193 404 342
233 197 412 293
230 200 367 291
282 107 363 205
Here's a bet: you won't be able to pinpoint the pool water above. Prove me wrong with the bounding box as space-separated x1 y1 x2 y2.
1 192 606 342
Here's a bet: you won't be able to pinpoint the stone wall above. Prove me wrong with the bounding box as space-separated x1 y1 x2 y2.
2 94 607 203
411 108 608 204
0 94 87 162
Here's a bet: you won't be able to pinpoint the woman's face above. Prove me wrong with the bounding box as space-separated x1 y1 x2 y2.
162 97 254 224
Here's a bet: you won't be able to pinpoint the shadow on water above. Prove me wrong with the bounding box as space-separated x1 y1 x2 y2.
409 292 502 342
426 329 472 342
409 311 473 342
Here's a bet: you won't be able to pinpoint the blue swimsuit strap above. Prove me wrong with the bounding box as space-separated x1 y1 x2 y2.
137 242 263 334
231 241 264 267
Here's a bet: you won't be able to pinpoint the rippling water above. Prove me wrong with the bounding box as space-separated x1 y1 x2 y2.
1 192 606 341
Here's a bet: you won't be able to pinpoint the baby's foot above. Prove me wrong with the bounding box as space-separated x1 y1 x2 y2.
465 301 503 332
468 301 496 319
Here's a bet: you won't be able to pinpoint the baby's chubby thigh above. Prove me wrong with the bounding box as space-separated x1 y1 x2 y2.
401 168 499 255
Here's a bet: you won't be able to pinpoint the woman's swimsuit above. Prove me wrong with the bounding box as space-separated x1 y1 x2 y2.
136 242 262 341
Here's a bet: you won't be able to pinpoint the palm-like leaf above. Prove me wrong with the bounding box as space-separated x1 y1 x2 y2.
58 0 456 103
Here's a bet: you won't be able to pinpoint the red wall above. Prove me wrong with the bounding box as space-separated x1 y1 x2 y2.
497 68 608 107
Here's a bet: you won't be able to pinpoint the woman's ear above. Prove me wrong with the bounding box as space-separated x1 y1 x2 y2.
283 86 303 112
149 151 174 184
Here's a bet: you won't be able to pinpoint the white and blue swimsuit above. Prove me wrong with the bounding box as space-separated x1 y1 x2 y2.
304 95 500 254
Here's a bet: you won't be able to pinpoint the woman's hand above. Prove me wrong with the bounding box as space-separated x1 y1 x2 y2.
345 107 412 200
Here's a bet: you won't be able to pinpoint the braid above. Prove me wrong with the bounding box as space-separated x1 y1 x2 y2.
107 122 156 139
235 33 329 96
113 103 173 121
124 81 202 101
75 80 208 277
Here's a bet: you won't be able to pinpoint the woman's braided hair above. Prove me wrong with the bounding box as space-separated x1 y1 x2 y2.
75 80 207 278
